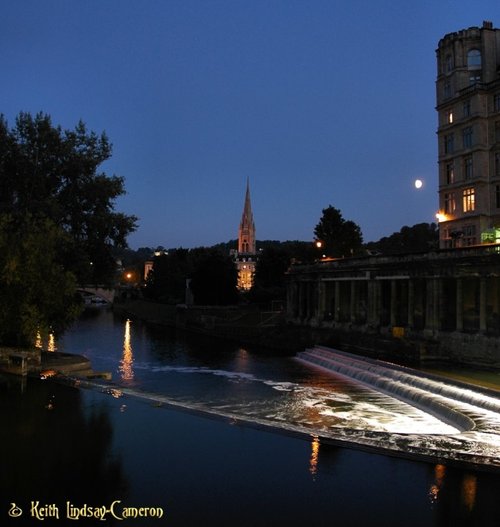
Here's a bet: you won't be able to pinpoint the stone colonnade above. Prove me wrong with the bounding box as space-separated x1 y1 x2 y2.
286 247 500 337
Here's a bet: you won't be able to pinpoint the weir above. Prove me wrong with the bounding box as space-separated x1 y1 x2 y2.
296 346 500 437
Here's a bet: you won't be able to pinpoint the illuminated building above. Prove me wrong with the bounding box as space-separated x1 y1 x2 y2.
436 21 500 247
232 180 257 290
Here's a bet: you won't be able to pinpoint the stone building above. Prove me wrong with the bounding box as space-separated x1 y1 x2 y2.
286 246 500 366
285 22 500 366
232 180 257 290
436 21 500 247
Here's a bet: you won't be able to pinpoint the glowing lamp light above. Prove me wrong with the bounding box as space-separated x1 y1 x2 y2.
414 179 423 189
435 212 447 223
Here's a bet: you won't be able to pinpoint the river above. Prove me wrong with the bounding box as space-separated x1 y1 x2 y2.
2 307 500 526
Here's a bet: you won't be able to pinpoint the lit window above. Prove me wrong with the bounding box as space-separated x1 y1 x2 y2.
444 193 456 214
463 188 475 212
447 111 454 124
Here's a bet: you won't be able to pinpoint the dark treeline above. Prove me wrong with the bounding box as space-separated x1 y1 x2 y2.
136 222 439 307
140 240 317 306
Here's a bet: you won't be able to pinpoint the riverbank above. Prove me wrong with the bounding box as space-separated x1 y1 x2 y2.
112 299 312 352
111 300 443 366
0 345 109 379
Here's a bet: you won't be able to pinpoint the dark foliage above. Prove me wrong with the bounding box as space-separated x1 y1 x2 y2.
189 248 238 305
365 223 439 255
144 249 190 304
0 112 137 345
314 205 363 258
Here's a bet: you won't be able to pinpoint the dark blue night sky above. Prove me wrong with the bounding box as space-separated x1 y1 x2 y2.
2 1 497 248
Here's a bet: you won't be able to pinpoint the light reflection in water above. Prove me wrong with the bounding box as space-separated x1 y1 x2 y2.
120 319 134 382
110 388 124 399
462 473 477 512
429 464 446 504
309 435 320 479
48 333 57 352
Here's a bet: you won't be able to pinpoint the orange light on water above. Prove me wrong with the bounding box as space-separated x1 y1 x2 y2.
309 435 320 478
119 319 134 381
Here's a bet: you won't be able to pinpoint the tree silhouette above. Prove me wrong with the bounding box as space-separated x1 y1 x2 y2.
0 112 137 345
314 205 363 258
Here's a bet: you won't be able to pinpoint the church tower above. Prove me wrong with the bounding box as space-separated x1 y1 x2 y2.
234 180 257 290
238 179 256 254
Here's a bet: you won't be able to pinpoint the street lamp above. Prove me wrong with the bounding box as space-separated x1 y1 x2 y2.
315 240 326 259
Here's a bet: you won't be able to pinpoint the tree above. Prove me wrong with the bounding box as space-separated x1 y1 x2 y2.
314 205 363 258
365 223 438 255
0 112 137 346
145 249 190 304
248 246 290 305
189 248 238 305
0 215 80 346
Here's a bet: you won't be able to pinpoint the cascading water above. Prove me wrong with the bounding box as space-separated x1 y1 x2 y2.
57 310 500 469
296 346 500 467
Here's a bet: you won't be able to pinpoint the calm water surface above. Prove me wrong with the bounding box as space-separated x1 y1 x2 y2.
2 308 500 527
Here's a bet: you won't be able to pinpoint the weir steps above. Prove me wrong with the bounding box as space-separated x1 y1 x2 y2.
297 347 500 434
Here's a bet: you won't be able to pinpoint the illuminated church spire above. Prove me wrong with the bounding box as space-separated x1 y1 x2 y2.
238 178 256 254
234 179 257 290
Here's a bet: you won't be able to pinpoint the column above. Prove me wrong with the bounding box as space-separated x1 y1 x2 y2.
480 277 487 332
317 280 326 322
390 280 398 327
350 281 357 323
425 278 439 334
367 280 380 327
408 279 415 328
334 281 340 322
456 278 463 332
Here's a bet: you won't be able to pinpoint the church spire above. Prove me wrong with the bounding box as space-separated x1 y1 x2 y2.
238 178 256 254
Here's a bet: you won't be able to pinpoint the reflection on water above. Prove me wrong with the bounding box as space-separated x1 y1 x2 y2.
429 464 446 504
119 319 134 382
0 376 128 507
309 435 320 479
462 473 477 512
48 309 500 526
47 332 57 352
35 330 42 349
34 330 57 351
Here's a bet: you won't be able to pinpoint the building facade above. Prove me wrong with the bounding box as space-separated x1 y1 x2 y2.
436 21 500 247
286 246 500 367
233 180 257 290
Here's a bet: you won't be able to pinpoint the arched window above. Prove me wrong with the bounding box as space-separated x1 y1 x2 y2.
467 49 481 70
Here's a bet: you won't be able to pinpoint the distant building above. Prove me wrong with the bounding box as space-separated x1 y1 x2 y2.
436 21 500 247
232 180 257 290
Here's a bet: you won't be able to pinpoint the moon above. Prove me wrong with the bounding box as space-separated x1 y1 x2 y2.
414 179 423 189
